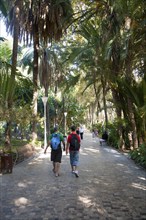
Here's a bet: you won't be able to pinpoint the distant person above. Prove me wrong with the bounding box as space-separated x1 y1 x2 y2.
100 130 108 146
92 129 98 138
76 127 80 135
102 131 108 141
66 125 81 177
44 127 65 177
95 129 98 137
79 126 84 140
92 129 95 138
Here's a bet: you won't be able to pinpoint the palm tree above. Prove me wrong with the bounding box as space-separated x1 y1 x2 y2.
60 0 145 149
4 0 73 144
21 0 73 142
0 0 23 148
0 39 34 146
61 18 110 129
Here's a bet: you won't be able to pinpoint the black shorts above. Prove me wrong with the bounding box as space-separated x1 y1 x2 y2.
51 148 62 163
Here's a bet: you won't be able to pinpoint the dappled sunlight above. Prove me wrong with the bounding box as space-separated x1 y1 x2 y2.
93 179 100 184
17 180 33 188
14 197 30 207
104 148 121 154
28 159 44 165
117 163 124 166
80 152 88 155
78 195 92 206
138 176 146 181
28 153 49 165
131 182 146 191
78 195 105 215
114 154 121 158
84 147 99 153
92 139 99 143
38 153 50 159
124 170 131 174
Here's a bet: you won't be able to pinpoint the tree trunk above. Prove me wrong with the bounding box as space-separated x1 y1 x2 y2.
45 89 50 136
112 88 125 150
63 96 65 134
32 23 39 144
126 97 138 149
101 76 108 130
125 41 139 149
110 53 124 149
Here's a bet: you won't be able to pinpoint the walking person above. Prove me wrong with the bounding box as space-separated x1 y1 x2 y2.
76 127 80 135
100 130 108 146
92 129 95 138
66 125 81 177
79 126 84 140
44 127 65 177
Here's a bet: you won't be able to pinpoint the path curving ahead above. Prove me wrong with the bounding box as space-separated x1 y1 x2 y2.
0 132 146 220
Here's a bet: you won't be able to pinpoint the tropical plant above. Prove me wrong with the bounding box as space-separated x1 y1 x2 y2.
2 0 73 145
130 143 146 169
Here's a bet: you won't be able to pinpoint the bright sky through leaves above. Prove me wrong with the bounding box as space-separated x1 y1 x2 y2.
0 19 12 40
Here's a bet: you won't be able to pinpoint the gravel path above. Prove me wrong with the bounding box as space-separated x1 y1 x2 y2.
0 131 146 220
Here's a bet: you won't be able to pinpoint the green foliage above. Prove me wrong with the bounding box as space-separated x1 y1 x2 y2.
0 139 28 152
92 121 121 148
14 78 33 106
130 144 146 169
0 0 8 17
107 121 120 149
91 123 103 135
0 0 145 151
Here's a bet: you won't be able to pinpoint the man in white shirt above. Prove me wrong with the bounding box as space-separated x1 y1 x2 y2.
79 126 84 140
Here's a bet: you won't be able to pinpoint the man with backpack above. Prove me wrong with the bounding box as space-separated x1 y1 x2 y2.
66 125 81 177
44 127 65 177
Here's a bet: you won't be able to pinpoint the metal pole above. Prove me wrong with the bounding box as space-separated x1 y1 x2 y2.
42 97 48 149
64 112 67 135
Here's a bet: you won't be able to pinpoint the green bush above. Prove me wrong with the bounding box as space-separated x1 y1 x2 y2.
130 144 146 169
106 121 120 148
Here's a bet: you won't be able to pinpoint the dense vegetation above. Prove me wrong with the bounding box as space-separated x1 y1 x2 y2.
0 0 145 168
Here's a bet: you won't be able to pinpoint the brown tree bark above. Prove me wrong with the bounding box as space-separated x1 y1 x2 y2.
31 23 39 144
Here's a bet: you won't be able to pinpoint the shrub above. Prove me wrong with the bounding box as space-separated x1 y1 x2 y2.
106 121 120 148
130 143 146 169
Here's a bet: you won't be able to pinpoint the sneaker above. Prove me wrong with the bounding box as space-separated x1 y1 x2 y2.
74 171 79 178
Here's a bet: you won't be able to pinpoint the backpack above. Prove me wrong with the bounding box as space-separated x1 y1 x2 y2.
70 134 80 151
51 133 61 150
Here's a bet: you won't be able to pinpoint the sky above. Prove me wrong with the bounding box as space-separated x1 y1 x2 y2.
0 18 12 40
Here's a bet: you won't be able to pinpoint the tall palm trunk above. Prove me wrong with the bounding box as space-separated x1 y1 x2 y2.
110 43 125 149
126 97 138 149
125 80 138 149
31 23 39 144
45 89 50 136
101 76 108 129
125 41 138 149
111 87 125 149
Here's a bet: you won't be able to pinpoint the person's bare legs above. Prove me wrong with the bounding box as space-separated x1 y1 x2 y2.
72 165 79 177
71 165 75 172
74 167 79 177
54 162 60 177
52 162 55 172
71 165 79 177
